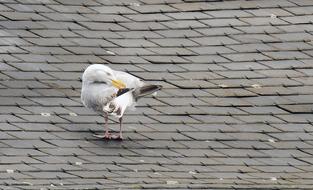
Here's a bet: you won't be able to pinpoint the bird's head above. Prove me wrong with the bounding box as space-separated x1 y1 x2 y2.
82 64 126 89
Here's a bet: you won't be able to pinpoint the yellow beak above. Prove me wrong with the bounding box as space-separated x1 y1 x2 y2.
111 79 126 89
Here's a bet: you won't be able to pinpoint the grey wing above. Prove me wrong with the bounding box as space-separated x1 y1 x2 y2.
114 70 162 100
114 70 144 89
81 83 117 113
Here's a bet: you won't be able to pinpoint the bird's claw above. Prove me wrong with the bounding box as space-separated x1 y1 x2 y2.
111 134 123 140
93 132 111 139
93 133 123 140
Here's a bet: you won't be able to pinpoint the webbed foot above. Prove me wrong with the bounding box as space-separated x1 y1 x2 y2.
111 134 123 140
93 132 111 139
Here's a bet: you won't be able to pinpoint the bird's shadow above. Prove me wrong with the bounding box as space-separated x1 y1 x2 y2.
84 130 137 149
87 135 141 151
90 137 124 147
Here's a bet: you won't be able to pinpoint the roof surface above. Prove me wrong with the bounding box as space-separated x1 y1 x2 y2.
0 0 313 189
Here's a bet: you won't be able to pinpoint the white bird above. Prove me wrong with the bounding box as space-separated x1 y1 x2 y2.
81 64 162 140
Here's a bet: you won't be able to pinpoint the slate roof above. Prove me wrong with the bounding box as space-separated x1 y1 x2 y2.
0 0 313 189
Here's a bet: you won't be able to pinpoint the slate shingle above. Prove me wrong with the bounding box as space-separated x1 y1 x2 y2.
0 0 312 189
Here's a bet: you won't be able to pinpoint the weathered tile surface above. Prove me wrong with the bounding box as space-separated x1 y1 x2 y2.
0 0 312 189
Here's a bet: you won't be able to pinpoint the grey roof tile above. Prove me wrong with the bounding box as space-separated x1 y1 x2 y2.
30 29 79 38
277 24 313 33
129 4 178 13
171 2 213 11
116 31 162 39
231 34 280 43
74 30 122 38
24 37 76 46
191 36 240 46
183 55 229 63
42 12 90 21
120 21 168 30
141 55 189 63
223 53 271 61
235 25 283 34
0 0 312 189
281 15 313 24
166 12 211 20
240 17 288 25
188 46 235 54
90 6 136 14
0 20 46 29
79 22 127 31
37 21 85 30
108 39 157 48
201 18 248 27
207 10 252 18
156 29 202 37
1 12 47 21
125 13 171 22
196 27 242 36
6 3 53 13
285 6 313 15
149 38 198 47
47 5 95 13
227 43 276 53
161 20 207 29
82 13 129 22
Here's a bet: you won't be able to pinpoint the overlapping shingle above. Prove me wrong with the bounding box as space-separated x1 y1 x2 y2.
0 0 313 189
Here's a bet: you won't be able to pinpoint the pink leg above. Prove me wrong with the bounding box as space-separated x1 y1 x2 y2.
118 117 123 140
111 117 123 140
93 113 111 139
103 113 111 139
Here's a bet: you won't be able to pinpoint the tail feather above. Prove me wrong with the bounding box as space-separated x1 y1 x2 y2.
133 85 162 99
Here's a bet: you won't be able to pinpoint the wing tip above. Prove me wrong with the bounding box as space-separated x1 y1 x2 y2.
134 84 162 99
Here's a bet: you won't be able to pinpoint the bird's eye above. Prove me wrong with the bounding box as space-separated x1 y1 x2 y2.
107 72 111 76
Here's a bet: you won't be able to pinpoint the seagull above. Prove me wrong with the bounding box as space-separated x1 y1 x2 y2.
81 64 162 140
